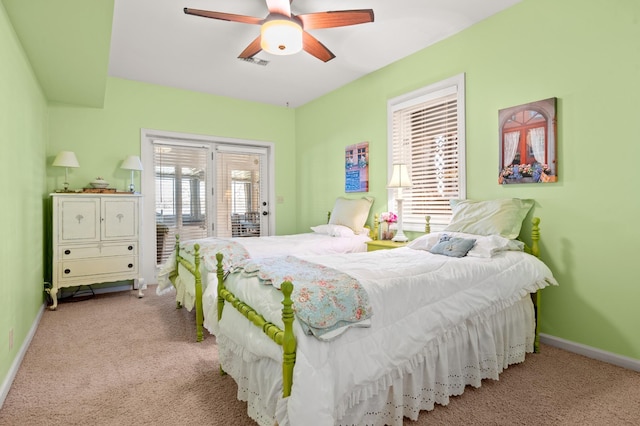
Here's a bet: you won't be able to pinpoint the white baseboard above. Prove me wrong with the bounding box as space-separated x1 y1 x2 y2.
0 303 45 409
540 333 640 372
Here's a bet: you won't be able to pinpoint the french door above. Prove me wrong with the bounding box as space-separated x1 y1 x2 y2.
141 129 274 281
214 145 269 239
153 141 210 265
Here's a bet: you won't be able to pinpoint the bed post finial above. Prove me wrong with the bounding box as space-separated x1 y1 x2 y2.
531 217 540 259
425 215 431 234
281 281 296 398
372 213 379 240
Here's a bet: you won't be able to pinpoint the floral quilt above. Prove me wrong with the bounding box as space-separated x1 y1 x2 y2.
231 256 372 340
180 238 251 272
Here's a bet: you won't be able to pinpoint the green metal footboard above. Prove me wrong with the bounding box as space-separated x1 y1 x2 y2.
170 235 205 342
215 253 297 397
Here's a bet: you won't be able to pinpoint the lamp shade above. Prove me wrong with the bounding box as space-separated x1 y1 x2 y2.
387 164 412 188
52 151 80 168
260 19 303 55
120 155 143 171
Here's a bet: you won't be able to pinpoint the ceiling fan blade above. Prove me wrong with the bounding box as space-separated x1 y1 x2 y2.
184 8 262 25
297 9 374 30
238 35 263 59
302 32 335 62
265 0 292 17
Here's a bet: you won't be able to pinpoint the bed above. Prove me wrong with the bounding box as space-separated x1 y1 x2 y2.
157 196 375 341
207 198 558 425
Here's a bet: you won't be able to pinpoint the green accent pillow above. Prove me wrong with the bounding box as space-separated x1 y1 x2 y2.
429 236 477 257
444 198 534 239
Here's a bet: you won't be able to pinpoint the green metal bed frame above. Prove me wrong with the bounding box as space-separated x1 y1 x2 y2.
210 217 544 398
169 235 206 341
168 215 385 342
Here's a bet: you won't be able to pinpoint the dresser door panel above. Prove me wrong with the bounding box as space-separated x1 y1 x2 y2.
102 198 138 240
58 198 101 243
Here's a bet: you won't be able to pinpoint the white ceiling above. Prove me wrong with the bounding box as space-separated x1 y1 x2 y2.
108 0 521 108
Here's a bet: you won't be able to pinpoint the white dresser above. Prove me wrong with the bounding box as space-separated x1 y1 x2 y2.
50 193 145 309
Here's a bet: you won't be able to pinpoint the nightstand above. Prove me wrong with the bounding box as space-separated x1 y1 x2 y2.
366 240 408 252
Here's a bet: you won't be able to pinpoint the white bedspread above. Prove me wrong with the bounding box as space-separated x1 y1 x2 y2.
156 232 371 309
214 247 558 425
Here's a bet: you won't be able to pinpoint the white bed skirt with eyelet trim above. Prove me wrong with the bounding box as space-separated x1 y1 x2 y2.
217 295 535 426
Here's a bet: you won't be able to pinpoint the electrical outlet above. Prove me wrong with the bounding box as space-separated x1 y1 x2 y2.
9 328 13 351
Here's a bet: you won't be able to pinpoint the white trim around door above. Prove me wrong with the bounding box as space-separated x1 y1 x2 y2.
139 128 276 285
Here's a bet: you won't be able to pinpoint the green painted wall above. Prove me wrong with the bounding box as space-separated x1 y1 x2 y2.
296 0 640 360
2 0 639 398
2 0 113 107
0 3 48 386
47 77 297 235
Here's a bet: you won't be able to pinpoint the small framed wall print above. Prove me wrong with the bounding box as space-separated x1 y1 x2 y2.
498 97 557 184
345 142 369 193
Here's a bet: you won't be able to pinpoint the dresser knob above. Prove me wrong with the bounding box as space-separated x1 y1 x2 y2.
64 249 71 255
128 245 133 251
64 269 71 274
128 263 133 268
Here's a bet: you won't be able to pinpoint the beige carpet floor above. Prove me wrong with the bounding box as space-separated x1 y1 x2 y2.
1 286 639 425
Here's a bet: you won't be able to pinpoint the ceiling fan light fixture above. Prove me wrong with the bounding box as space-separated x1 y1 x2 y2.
260 19 303 55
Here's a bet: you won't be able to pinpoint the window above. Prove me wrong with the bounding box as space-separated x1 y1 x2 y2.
387 74 466 231
231 170 253 214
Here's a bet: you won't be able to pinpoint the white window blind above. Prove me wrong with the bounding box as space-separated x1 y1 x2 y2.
153 142 209 264
388 74 466 230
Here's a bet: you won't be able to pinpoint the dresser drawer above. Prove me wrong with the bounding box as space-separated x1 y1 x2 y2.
59 243 137 260
58 256 138 280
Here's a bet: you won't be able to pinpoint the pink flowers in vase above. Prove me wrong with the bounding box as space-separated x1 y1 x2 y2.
380 212 397 224
379 212 398 240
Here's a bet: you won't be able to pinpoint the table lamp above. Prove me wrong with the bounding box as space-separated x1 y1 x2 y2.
121 155 143 192
52 151 80 191
387 163 412 242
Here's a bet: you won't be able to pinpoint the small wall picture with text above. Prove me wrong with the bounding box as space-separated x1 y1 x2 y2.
345 142 369 192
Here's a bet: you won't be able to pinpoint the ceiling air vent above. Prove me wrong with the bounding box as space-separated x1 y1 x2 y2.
238 57 269 66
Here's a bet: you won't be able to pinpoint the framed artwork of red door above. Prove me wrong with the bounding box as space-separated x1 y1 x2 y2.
498 97 557 184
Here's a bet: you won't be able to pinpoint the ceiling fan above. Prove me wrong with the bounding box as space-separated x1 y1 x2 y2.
184 0 374 62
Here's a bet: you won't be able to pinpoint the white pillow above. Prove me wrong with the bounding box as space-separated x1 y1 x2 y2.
444 198 534 239
328 196 374 233
310 224 356 237
407 231 524 258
